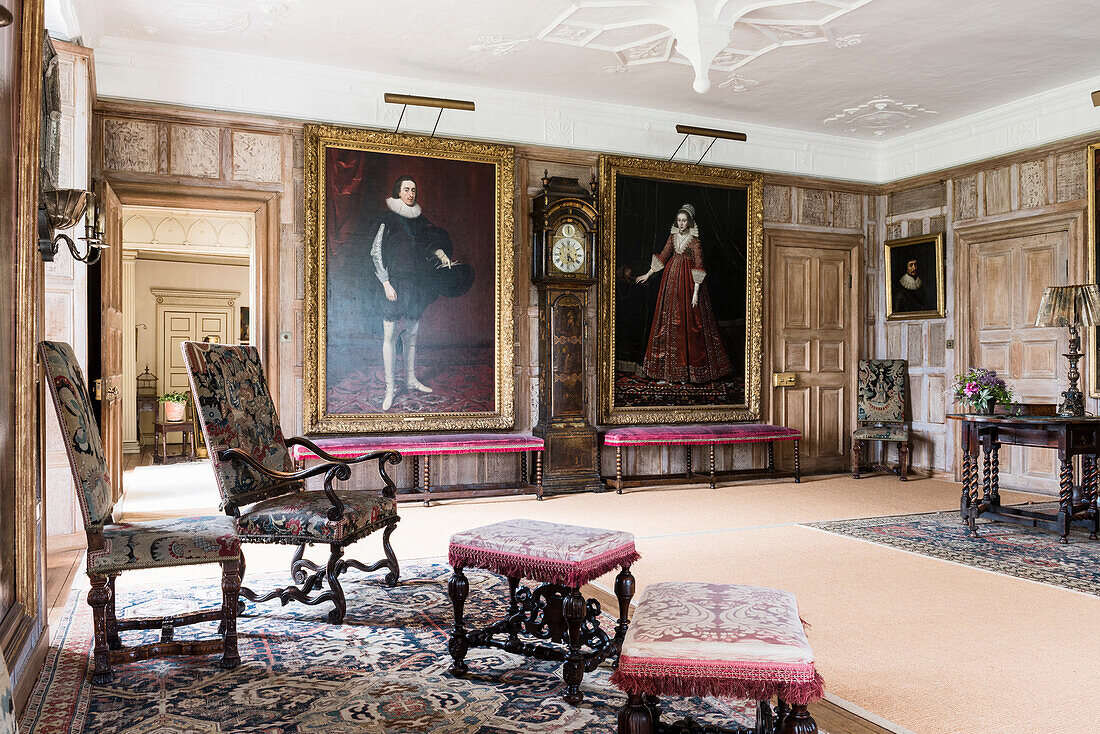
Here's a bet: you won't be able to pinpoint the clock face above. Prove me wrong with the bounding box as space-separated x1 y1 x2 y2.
551 236 585 273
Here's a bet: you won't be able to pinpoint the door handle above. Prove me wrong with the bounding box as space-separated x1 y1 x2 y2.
773 372 797 387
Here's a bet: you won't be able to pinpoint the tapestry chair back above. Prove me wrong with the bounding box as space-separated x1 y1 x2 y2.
856 359 907 425
181 341 298 508
39 341 114 530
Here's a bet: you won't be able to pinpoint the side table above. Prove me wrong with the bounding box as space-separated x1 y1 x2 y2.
154 420 197 464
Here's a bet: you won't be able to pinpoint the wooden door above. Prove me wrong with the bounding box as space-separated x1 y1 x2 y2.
98 180 124 503
159 309 229 400
967 232 1067 494
769 239 857 474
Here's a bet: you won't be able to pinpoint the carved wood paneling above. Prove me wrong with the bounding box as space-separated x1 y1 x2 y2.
953 175 978 220
169 124 221 178
797 188 828 226
1018 159 1047 210
763 184 791 222
888 182 945 215
232 131 282 183
103 118 157 173
984 166 1012 215
1055 150 1086 202
833 191 861 229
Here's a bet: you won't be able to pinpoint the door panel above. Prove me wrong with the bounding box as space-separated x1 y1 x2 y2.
98 180 124 503
968 231 1066 493
770 241 856 473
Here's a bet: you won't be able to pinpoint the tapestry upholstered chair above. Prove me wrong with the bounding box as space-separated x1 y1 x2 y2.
181 341 401 624
1 649 17 734
852 358 910 481
39 341 242 684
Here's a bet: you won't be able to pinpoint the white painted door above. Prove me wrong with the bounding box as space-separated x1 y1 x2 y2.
158 308 230 425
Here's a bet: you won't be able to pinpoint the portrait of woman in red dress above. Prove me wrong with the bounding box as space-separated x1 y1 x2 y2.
634 203 731 384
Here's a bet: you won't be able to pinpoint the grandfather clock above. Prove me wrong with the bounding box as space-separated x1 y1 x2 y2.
531 172 604 494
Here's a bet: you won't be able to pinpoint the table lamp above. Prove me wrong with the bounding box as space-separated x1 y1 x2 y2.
1034 284 1100 416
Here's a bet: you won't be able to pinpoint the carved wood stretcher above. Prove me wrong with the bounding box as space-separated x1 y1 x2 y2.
290 433 545 504
602 424 802 493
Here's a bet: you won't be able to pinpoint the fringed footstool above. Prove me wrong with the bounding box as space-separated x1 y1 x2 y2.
447 518 640 704
611 582 824 734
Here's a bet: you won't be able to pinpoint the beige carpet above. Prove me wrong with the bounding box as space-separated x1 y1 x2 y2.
116 466 1099 733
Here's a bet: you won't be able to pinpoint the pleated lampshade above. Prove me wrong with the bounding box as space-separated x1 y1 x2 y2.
1034 284 1100 328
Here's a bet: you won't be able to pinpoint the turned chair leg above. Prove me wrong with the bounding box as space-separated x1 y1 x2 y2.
777 701 817 734
899 442 909 482
618 692 658 734
105 574 122 650
852 439 863 479
220 557 242 669
88 574 113 684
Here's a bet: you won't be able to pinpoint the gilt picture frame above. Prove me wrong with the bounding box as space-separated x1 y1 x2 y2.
1088 143 1100 397
597 154 763 425
884 233 946 321
303 124 515 433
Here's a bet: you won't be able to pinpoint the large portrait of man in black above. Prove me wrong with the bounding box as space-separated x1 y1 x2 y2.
885 234 945 320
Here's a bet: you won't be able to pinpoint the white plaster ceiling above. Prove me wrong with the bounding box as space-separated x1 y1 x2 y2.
56 0 1100 141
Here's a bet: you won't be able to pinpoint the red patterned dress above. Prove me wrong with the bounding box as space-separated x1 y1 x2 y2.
641 228 731 383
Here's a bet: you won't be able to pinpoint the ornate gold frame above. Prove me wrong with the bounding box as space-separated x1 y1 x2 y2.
884 232 946 321
596 154 763 425
1088 143 1100 398
303 124 515 433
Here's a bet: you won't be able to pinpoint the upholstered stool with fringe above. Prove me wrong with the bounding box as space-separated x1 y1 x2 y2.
447 518 639 704
612 582 825 734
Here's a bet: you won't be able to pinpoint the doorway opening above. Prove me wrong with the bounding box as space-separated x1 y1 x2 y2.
117 205 256 520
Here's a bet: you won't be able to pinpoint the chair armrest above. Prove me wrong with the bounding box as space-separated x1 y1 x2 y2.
219 448 352 520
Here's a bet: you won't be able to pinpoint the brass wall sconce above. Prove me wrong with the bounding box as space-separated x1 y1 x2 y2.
0 5 12 27
38 185 108 264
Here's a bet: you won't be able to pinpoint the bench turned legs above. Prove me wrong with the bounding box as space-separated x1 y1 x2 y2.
616 695 816 734
616 446 624 494
794 441 801 483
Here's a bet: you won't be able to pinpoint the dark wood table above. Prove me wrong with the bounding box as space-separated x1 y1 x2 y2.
949 413 1100 543
153 419 197 464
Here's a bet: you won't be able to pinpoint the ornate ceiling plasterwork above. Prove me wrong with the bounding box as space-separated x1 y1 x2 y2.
822 95 939 137
469 36 531 56
538 0 872 93
121 206 254 257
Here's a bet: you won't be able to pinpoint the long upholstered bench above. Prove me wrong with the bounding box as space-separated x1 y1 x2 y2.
602 424 801 492
289 433 544 504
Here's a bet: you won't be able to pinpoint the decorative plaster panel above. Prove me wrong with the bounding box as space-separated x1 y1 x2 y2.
103 118 158 173
763 184 791 222
888 182 944 215
232 131 282 183
1056 150 1086 202
170 124 221 178
1018 159 1046 210
953 176 977 220
833 192 861 229
798 189 828 226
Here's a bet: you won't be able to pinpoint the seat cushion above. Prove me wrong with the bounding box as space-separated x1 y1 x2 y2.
852 425 909 441
237 489 398 543
448 518 639 588
88 516 240 575
603 424 800 447
610 582 824 706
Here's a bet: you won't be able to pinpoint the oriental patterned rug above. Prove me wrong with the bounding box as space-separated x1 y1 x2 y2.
20 562 753 733
805 502 1100 596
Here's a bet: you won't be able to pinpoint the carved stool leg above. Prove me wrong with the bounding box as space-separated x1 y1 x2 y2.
561 587 587 704
899 442 909 481
685 444 693 478
220 557 242 669
612 565 635 663
412 457 420 497
618 692 658 734
423 455 432 507
767 441 775 472
105 574 122 649
325 544 348 624
616 446 623 494
521 451 528 487
852 439 863 479
448 567 470 677
507 576 521 644
709 443 716 489
88 574 113 684
777 702 817 734
536 451 544 500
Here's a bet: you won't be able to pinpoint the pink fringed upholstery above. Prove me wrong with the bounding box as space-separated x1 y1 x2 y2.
448 519 639 588
610 582 824 706
289 433 544 460
603 424 801 448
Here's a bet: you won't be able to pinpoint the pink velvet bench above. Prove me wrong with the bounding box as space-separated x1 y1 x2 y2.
612 582 824 734
447 518 639 705
602 424 802 493
289 433 544 504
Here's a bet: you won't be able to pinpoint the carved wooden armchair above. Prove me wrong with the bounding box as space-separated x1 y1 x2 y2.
181 341 401 624
40 341 242 684
852 358 910 481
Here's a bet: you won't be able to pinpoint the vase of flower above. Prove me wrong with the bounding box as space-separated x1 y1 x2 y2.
158 391 190 422
949 368 1012 414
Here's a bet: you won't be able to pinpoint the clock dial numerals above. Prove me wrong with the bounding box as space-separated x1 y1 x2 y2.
551 236 585 273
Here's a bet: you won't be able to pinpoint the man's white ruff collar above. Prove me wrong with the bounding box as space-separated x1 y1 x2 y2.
899 274 921 290
387 197 422 219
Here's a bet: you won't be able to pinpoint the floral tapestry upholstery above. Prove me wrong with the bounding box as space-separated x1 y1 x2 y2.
856 359 907 424
39 341 114 529
852 426 910 442
0 650 16 734
237 490 398 543
610 582 824 706
181 342 296 505
87 516 241 575
448 519 640 588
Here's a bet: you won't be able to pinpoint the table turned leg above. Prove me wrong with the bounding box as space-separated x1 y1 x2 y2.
447 567 470 677
1087 455 1099 540
561 588 586 704
981 440 993 507
1058 455 1073 544
990 444 1001 507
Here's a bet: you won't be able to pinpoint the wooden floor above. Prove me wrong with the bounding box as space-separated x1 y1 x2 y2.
45 548 83 631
